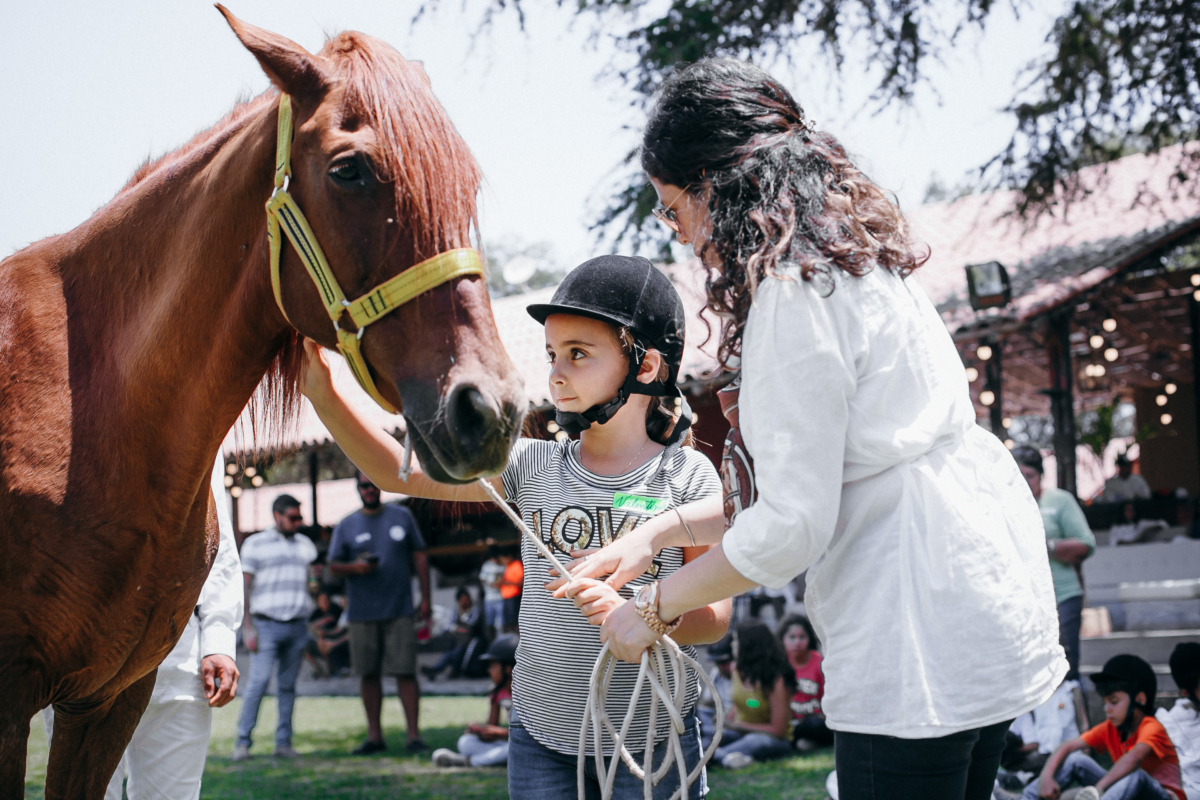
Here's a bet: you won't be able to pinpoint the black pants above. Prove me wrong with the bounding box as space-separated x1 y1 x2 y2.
834 719 1012 800
1058 595 1083 681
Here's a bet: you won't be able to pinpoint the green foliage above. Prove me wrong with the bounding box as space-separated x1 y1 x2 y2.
1076 398 1156 461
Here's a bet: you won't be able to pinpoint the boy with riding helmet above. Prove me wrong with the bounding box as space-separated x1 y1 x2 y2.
1024 655 1183 800
300 255 730 799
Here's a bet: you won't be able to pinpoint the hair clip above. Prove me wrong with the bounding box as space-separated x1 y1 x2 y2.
803 117 817 133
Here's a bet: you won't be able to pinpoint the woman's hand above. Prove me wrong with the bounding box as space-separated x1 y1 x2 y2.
557 577 626 626
599 599 662 663
547 527 662 597
299 338 335 404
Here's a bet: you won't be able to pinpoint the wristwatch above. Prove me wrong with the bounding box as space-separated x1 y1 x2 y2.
1047 539 1059 555
634 581 681 637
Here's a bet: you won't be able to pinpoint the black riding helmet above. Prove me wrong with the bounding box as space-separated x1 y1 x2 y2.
527 255 692 454
1092 654 1158 730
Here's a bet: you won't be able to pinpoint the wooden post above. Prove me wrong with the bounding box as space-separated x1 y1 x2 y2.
309 448 319 527
1044 309 1078 496
1189 292 1200 495
984 337 1004 437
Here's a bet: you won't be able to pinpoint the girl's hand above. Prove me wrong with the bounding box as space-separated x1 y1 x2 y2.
548 527 661 596
599 599 661 663
557 577 626 626
299 338 335 403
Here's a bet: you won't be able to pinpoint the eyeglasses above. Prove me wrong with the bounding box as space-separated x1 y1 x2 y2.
284 513 303 523
357 483 377 491
652 184 692 233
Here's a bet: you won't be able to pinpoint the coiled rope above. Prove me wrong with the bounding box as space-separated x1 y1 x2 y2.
476 478 724 800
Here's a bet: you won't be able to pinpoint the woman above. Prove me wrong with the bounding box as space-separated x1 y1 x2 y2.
713 620 796 769
778 614 832 749
560 58 1065 799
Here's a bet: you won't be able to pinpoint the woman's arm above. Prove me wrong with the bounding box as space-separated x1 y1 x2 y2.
727 676 791 739
300 339 496 501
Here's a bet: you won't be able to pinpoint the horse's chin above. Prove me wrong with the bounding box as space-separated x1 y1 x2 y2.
406 419 491 485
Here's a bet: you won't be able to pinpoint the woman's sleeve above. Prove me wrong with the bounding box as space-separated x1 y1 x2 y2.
721 277 857 590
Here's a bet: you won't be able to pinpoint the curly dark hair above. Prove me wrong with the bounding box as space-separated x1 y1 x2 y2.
641 58 928 367
733 619 796 695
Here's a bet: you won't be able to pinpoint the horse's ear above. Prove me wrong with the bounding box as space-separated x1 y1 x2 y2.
216 5 329 104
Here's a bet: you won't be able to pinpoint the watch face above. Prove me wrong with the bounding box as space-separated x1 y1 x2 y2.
634 586 651 609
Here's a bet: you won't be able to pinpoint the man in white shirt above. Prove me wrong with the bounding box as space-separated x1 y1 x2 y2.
1001 680 1082 784
1158 643 1200 800
43 456 243 800
1100 454 1153 502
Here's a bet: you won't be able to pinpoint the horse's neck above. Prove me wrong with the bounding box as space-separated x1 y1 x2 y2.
61 100 287 484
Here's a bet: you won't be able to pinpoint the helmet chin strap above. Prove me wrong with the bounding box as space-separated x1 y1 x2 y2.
555 345 667 436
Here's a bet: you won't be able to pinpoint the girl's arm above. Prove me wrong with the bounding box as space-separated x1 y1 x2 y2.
727 676 791 739
300 339 498 501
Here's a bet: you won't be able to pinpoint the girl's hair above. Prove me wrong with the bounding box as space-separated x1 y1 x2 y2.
614 327 695 448
641 58 928 368
734 619 796 694
777 614 820 653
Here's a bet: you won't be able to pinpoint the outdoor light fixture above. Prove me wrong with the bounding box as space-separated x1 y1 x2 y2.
1002 417 1012 428
1103 318 1118 332
1004 439 1015 450
230 486 243 498
980 390 996 406
965 261 1012 311
546 420 560 434
226 463 238 475
245 466 256 478
1084 363 1107 378
223 475 234 488
1156 395 1169 406
1192 274 1200 286
251 475 264 487
1104 348 1119 362
965 366 979 382
554 431 569 443
1089 334 1104 349
1194 289 1200 302
1162 414 1173 425
976 345 993 361
1166 383 1178 394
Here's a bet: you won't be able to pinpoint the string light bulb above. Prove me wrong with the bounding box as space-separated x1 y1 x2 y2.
976 345 993 361
1156 395 1168 406
1161 413 1173 426
226 463 238 475
1002 417 1012 428
1102 318 1117 332
546 420 560 434
1089 334 1104 349
965 367 979 382
245 466 257 478
1192 274 1200 286
1104 348 1119 362
223 476 234 488
251 475 264 487
1166 383 1177 394
1004 439 1015 450
980 390 995 406
230 486 243 498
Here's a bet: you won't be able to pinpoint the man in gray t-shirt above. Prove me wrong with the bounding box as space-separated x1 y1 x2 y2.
329 473 429 756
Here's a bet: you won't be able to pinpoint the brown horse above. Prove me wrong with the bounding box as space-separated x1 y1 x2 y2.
0 8 524 797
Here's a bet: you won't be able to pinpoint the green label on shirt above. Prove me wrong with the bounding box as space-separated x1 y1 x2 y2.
612 493 666 514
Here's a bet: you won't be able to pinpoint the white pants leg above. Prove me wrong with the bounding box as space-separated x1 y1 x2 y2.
123 700 213 800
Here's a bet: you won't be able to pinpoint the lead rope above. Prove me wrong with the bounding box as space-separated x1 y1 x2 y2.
476 478 724 800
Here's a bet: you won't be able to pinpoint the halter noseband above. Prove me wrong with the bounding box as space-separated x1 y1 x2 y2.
265 94 484 413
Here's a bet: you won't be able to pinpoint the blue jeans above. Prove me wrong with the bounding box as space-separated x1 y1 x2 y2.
1020 751 1171 800
485 599 505 632
508 713 706 799
458 732 510 766
236 617 308 749
715 731 792 762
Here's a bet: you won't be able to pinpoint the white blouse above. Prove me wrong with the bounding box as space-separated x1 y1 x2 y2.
721 263 1066 739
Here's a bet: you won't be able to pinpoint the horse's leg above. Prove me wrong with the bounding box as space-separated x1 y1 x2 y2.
0 710 31 800
45 670 156 800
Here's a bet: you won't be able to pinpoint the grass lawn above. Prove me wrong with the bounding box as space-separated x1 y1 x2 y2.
25 696 833 798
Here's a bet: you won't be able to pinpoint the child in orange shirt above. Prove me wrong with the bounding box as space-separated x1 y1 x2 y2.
1023 655 1183 800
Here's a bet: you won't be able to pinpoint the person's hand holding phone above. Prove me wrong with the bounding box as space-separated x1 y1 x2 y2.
355 552 379 574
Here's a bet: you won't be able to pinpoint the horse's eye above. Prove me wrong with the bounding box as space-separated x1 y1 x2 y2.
330 160 362 183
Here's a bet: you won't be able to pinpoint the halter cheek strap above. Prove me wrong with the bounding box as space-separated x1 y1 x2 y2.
266 94 484 413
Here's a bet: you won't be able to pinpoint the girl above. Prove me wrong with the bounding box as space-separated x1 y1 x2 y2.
777 615 832 749
300 254 730 799
713 620 795 769
567 59 1066 799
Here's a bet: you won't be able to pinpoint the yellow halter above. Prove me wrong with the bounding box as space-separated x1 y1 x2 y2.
265 94 484 413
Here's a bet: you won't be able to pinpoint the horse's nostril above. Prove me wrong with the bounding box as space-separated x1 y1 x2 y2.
446 384 497 445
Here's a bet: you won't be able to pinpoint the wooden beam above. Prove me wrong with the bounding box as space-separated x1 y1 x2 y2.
1044 309 1078 495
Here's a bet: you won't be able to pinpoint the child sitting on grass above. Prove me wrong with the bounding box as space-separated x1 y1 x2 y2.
1020 654 1183 800
714 620 796 770
1157 643 1200 800
432 635 517 768
778 614 832 750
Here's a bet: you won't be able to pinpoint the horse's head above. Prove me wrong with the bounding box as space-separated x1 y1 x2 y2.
220 7 525 483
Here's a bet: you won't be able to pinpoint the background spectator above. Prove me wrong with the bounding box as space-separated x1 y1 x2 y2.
499 552 523 634
432 635 518 768
235 493 317 761
478 548 507 639
1101 453 1153 502
1013 446 1095 681
699 635 735 751
1158 643 1200 800
328 473 430 756
998 680 1082 791
715 620 796 770
422 588 485 681
778 615 832 749
306 591 350 678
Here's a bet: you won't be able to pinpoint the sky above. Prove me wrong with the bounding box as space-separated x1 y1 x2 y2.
1 0 1064 269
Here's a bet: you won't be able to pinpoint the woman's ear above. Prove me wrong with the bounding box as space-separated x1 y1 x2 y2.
637 349 664 384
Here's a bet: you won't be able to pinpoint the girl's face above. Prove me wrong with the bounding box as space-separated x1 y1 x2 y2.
488 660 506 684
782 625 810 659
545 314 629 414
650 178 712 260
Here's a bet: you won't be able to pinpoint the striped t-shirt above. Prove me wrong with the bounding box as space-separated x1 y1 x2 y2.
501 438 722 756
240 528 318 622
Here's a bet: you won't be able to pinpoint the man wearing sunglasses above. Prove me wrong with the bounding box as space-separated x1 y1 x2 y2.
329 472 431 756
233 494 318 762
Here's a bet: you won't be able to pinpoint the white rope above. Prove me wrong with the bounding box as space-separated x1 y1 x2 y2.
398 431 414 481
476 478 724 800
